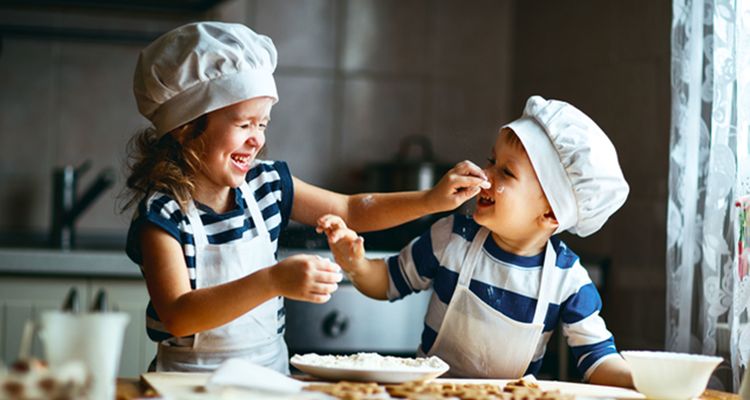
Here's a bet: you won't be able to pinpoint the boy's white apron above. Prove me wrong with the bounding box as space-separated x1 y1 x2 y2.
156 182 288 373
425 227 555 378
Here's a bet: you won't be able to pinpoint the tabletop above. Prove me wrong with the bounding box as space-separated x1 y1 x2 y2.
115 377 742 400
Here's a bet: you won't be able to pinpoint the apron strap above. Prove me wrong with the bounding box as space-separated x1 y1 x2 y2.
458 228 490 287
531 240 556 325
186 202 208 248
186 181 269 247
238 181 270 237
461 227 556 326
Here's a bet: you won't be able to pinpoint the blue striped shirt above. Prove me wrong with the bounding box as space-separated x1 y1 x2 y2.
126 160 293 344
386 213 618 379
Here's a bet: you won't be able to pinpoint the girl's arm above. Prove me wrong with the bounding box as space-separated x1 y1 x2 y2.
140 223 342 337
291 160 489 231
317 214 390 299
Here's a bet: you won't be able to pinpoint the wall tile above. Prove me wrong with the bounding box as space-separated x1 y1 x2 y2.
341 0 428 74
339 77 424 190
428 0 514 82
56 41 145 232
609 1 671 63
0 39 57 231
427 80 509 166
255 0 337 70
514 0 614 76
265 74 337 187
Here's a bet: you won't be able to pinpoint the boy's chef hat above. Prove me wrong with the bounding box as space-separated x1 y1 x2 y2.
133 21 278 136
504 95 629 237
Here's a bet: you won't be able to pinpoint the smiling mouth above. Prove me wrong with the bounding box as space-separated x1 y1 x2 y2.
478 193 495 206
230 153 252 170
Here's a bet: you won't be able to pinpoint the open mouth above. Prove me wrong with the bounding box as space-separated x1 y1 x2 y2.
230 153 252 170
477 192 495 207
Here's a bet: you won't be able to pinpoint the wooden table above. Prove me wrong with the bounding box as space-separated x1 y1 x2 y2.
115 377 742 400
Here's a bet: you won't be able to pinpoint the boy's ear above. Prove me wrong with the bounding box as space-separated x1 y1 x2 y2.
542 209 559 231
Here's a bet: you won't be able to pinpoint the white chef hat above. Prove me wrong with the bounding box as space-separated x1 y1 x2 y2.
503 95 629 237
133 21 278 136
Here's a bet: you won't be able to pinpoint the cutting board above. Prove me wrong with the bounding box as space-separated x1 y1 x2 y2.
141 372 329 399
141 372 645 399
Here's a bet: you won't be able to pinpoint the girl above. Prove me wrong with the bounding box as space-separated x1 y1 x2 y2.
122 21 489 373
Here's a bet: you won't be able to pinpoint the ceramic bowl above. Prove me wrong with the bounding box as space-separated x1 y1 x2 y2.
621 351 722 399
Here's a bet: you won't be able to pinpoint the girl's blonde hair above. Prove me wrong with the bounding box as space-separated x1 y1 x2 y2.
120 115 207 213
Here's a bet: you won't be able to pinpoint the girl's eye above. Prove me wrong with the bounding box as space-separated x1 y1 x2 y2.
503 168 516 178
486 157 496 165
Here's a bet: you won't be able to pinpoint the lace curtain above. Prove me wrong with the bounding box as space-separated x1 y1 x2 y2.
667 0 750 391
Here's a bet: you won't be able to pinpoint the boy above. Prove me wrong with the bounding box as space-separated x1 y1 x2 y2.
317 96 633 387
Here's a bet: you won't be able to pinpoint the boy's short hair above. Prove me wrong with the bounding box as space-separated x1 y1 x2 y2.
504 96 629 237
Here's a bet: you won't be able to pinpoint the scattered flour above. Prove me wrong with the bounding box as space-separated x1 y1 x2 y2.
292 352 447 370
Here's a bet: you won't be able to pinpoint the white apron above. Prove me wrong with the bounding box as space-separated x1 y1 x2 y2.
156 183 288 373
425 227 555 378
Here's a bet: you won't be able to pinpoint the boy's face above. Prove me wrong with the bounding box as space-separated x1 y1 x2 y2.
193 97 273 197
473 128 554 240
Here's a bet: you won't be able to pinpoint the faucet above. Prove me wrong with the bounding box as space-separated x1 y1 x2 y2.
49 161 115 250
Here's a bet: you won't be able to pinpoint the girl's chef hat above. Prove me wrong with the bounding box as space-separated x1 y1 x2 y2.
504 95 629 237
133 22 278 136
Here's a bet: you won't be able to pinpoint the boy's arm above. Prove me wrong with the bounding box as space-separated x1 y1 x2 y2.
317 214 389 299
291 161 489 232
588 356 634 388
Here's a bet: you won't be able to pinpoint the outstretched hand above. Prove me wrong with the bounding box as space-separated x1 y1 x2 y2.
316 214 366 273
270 254 343 303
427 160 490 212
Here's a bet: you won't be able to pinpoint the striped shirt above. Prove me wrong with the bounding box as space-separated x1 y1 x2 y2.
125 160 293 345
386 214 618 379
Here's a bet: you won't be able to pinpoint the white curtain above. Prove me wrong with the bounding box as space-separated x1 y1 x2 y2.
668 0 750 391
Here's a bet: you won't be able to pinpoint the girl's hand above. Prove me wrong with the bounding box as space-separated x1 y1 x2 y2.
427 160 490 212
316 214 366 272
270 254 343 303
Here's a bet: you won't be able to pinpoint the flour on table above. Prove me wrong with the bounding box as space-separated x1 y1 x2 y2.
292 352 446 370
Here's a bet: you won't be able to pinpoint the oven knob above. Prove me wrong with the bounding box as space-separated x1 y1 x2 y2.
322 311 349 337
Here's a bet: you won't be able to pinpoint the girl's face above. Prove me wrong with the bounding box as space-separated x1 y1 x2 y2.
473 128 553 241
193 97 273 198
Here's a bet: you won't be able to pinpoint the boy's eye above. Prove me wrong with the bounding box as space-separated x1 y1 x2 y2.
503 168 516 178
486 157 496 165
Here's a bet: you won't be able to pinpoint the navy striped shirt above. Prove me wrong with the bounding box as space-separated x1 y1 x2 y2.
126 160 293 344
386 213 619 380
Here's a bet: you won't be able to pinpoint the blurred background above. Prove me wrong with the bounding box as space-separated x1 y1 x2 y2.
0 0 673 380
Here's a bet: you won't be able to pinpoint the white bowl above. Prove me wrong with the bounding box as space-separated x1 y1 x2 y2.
621 351 722 399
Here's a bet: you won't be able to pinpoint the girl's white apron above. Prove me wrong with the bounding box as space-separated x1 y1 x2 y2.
156 182 288 373
425 227 555 378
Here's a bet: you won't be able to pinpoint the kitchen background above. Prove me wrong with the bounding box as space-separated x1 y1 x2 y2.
0 0 673 380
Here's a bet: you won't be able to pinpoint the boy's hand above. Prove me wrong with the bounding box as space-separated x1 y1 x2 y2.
427 160 490 212
271 254 343 303
316 214 366 273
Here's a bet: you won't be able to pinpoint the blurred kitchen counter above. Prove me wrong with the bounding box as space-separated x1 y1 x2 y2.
0 247 140 278
0 247 383 278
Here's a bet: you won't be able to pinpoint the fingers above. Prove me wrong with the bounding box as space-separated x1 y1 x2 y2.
317 215 359 244
450 174 491 191
453 160 489 181
316 214 347 233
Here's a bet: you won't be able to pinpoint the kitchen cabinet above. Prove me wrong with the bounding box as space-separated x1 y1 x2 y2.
0 276 155 378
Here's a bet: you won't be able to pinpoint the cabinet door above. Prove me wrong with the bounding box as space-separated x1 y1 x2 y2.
0 277 87 365
88 279 155 378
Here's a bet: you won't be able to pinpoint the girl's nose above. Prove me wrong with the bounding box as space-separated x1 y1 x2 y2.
247 130 265 147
